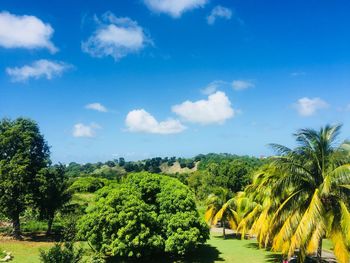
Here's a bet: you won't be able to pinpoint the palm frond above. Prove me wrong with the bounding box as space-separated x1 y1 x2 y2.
339 201 350 246
330 228 350 263
288 189 325 258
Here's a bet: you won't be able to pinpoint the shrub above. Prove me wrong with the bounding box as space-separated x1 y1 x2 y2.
39 242 83 263
78 173 209 259
69 177 108 193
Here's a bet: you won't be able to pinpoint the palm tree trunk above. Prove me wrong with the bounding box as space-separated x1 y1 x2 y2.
317 237 322 261
12 213 21 239
222 221 226 239
46 217 54 236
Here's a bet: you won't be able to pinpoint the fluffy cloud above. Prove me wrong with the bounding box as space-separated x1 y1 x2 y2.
72 123 101 138
0 11 57 52
85 103 108 112
232 80 255 90
125 109 186 134
172 91 235 124
144 0 208 18
6 59 70 82
207 6 232 25
82 13 150 60
294 97 329 117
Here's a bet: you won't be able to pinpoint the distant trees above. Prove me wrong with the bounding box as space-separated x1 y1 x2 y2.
78 173 209 259
69 177 108 193
188 157 263 200
0 118 50 238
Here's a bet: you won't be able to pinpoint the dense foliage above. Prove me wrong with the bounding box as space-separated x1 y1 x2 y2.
188 157 265 200
39 242 83 263
238 125 350 263
69 177 109 193
34 164 72 235
78 172 209 259
0 118 50 237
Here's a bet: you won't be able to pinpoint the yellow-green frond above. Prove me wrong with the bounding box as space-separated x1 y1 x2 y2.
272 211 301 252
330 229 350 263
306 221 324 255
340 201 350 246
204 206 216 224
288 189 325 258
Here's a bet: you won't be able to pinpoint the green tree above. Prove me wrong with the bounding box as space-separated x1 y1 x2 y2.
78 173 209 259
205 190 256 239
246 125 350 263
0 118 50 238
34 164 72 235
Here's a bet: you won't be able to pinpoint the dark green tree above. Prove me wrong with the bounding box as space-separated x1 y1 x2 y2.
34 164 72 235
0 118 50 238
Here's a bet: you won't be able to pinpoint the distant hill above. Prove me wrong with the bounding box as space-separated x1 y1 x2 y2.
160 161 199 174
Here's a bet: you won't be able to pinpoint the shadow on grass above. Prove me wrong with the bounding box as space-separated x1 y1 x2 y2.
244 242 282 263
264 254 283 263
211 233 241 240
106 244 224 263
22 232 61 242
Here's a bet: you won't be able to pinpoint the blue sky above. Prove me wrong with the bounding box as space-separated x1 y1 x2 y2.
1 0 350 163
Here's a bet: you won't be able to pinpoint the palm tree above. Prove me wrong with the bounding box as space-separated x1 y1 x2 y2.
205 189 256 239
247 124 350 263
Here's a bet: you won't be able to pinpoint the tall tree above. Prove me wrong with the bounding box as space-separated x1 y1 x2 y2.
246 124 350 263
0 118 50 238
34 164 71 235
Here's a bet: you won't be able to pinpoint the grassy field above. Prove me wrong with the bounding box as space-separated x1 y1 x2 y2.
0 234 335 263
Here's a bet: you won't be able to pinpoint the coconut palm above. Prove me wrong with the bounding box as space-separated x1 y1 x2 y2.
249 124 350 263
205 190 257 239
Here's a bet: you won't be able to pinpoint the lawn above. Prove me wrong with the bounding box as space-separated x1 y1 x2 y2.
206 234 282 263
0 234 335 263
0 239 52 263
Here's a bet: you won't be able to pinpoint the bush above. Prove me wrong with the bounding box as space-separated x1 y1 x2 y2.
69 177 108 193
39 242 83 263
78 173 209 259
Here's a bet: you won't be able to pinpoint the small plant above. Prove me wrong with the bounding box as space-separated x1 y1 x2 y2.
39 242 83 263
0 249 13 262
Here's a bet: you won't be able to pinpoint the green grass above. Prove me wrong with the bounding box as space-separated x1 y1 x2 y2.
0 240 52 263
206 234 282 263
0 234 335 263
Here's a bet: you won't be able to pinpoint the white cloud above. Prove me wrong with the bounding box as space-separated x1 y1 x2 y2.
294 97 329 117
172 91 235 125
125 109 186 134
0 11 57 52
85 103 108 112
6 59 71 82
207 6 232 25
232 80 255 90
144 0 208 18
201 80 226 95
82 13 151 60
72 123 101 138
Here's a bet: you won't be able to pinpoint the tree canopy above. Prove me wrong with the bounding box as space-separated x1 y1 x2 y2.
78 172 209 259
0 118 50 237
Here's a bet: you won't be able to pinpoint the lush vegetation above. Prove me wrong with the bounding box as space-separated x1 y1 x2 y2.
78 172 209 259
1 117 349 263
207 124 350 263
